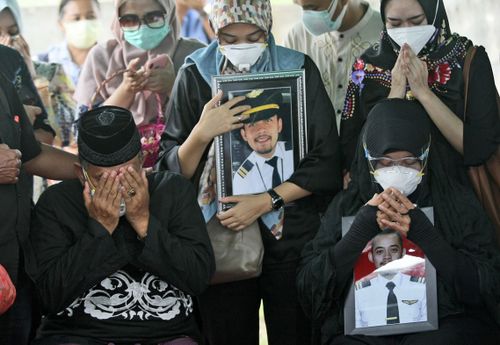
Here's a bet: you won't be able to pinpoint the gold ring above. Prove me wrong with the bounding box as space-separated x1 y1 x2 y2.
127 188 136 197
238 115 242 122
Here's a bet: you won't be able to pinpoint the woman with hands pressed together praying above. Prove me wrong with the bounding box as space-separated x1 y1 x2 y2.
340 0 499 175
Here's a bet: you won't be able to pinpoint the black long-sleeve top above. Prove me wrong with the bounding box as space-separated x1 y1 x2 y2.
158 55 343 267
297 204 500 344
28 172 215 343
0 45 55 136
0 73 41 285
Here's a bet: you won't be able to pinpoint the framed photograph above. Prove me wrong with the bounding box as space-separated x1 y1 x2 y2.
342 207 438 336
212 70 307 212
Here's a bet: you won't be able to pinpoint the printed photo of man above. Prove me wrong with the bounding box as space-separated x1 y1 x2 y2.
232 88 293 196
355 229 427 328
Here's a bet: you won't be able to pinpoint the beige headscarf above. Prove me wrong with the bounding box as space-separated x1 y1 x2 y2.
74 0 180 125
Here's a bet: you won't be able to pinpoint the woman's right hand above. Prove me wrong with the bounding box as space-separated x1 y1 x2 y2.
193 91 251 144
121 58 148 94
388 46 407 99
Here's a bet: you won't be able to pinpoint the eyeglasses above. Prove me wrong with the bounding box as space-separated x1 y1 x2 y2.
118 10 166 32
369 156 422 170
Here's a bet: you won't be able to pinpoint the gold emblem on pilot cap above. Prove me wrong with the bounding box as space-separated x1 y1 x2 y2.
246 89 264 98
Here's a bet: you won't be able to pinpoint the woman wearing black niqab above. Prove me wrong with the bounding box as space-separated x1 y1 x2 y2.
297 98 500 345
340 0 499 175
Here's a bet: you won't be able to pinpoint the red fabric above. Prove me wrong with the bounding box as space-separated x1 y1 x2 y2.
0 264 16 315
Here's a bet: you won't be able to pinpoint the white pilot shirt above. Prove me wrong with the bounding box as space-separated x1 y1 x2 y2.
232 141 294 196
355 272 427 328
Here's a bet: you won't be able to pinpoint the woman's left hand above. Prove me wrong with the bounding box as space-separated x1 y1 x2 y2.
144 57 175 95
377 188 415 236
217 193 272 231
402 44 431 100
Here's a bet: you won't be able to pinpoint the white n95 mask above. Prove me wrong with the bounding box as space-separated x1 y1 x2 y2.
386 25 436 55
374 166 423 196
219 43 267 72
386 0 440 55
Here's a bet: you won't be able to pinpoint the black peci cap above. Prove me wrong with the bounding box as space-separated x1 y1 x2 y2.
77 106 141 167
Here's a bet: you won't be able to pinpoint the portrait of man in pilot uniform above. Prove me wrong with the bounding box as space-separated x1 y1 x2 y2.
232 89 294 196
355 229 427 328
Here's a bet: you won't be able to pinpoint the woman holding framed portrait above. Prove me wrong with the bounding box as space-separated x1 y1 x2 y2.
297 99 500 344
157 0 342 344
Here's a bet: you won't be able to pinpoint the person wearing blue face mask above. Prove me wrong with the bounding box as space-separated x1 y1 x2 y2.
158 0 342 343
285 0 383 133
74 0 205 128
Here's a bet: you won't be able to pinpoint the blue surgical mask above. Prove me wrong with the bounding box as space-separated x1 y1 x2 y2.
123 24 170 51
302 0 348 36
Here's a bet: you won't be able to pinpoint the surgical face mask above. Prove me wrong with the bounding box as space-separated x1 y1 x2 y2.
63 19 100 49
302 0 348 36
83 168 127 217
123 24 170 51
219 42 267 72
386 0 440 55
373 166 423 196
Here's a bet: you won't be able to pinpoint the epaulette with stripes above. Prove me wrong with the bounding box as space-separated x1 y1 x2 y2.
237 159 254 178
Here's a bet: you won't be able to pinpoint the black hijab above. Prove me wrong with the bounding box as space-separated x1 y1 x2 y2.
369 0 469 69
342 0 472 126
333 98 500 324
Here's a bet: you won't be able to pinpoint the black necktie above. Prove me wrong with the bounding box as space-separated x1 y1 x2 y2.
265 156 282 188
386 281 400 324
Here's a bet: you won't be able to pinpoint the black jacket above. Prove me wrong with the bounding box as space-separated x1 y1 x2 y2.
28 172 215 342
158 55 343 267
0 73 41 285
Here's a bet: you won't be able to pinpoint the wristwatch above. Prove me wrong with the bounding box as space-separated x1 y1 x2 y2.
267 189 284 211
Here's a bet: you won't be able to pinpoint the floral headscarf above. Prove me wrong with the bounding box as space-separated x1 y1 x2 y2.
209 0 272 35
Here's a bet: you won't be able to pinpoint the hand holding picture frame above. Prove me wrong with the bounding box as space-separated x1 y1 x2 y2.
211 70 308 213
342 207 438 336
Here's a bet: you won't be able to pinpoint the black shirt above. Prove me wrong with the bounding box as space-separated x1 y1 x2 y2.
0 73 41 285
158 55 343 268
0 45 55 136
29 172 215 343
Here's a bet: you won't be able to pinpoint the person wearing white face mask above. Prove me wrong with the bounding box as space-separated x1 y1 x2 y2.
38 0 102 87
298 98 500 344
158 0 342 343
340 0 499 186
285 0 382 132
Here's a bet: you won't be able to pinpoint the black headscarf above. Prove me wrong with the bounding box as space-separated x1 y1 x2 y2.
341 0 472 135
333 98 500 326
363 99 431 158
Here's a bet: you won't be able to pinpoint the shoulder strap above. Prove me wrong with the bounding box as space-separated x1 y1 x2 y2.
463 45 478 121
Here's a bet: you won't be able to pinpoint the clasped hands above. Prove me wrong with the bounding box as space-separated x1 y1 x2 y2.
389 43 431 101
367 187 416 237
83 166 149 238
